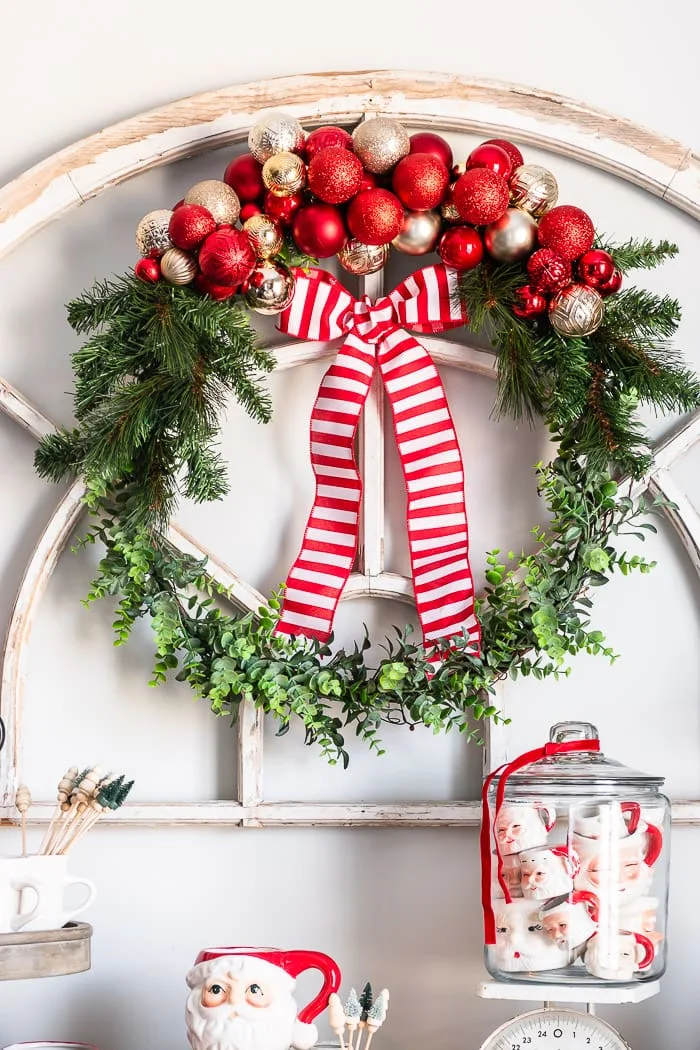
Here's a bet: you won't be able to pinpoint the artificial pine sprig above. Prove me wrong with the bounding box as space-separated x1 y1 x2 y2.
595 235 679 274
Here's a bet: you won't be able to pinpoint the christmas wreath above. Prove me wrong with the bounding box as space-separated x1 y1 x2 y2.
35 112 700 766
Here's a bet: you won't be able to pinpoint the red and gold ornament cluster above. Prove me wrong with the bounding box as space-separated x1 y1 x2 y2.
133 110 622 333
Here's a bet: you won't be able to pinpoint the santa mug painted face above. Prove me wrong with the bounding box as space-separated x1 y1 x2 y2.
519 846 580 900
491 899 571 973
574 831 660 901
584 930 655 981
494 804 556 856
491 852 522 899
539 891 599 951
186 948 341 1050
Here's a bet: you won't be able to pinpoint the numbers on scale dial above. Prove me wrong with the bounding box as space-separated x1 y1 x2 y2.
485 1009 630 1050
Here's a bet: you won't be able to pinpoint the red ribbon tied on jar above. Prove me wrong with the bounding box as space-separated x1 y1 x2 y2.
274 264 481 656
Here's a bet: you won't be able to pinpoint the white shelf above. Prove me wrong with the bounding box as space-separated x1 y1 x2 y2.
476 977 661 1005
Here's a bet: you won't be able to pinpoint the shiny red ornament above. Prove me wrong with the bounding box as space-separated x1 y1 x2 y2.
466 143 512 180
409 132 453 170
240 202 263 221
135 257 161 284
482 138 524 172
292 203 347 258
347 189 404 246
168 204 217 250
452 169 510 226
577 248 616 288
538 205 595 261
198 228 256 286
597 267 623 297
513 285 548 318
223 153 265 202
391 153 449 211
263 190 304 226
437 226 483 271
304 126 354 161
358 172 377 193
307 146 364 204
194 274 238 300
526 248 572 295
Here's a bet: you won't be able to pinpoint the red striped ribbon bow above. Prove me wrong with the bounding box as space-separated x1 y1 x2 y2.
274 264 481 655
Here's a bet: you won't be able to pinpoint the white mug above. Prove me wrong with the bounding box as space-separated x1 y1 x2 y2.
0 856 95 933
519 845 579 900
584 930 655 981
491 899 572 972
494 803 556 856
572 801 641 843
574 834 655 903
619 895 663 953
539 890 599 951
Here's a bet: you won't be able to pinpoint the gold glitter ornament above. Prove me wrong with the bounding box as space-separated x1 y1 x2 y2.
549 283 604 337
262 152 306 198
135 209 173 257
184 180 241 225
509 164 559 218
352 117 410 174
244 262 296 315
483 208 538 262
243 214 283 259
337 238 389 275
248 111 306 163
392 210 442 256
159 247 198 285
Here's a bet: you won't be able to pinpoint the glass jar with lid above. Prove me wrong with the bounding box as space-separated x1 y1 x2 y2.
481 721 670 984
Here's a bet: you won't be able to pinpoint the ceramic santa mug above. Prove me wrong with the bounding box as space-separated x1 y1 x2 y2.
186 947 341 1050
619 896 663 953
0 856 95 933
539 890 599 952
574 827 662 902
490 851 522 899
494 803 557 856
583 930 655 981
519 845 580 900
491 899 572 973
572 801 641 842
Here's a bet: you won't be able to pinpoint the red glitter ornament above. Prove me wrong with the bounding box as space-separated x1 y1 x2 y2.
577 248 616 288
264 190 304 227
538 205 595 261
292 203 347 258
307 146 364 204
194 274 238 300
482 138 524 172
452 169 510 226
223 153 265 203
168 204 217 250
409 132 453 170
304 126 354 161
240 202 263 222
466 143 512 180
526 248 572 295
597 268 623 297
513 285 548 318
392 153 449 211
437 226 483 271
135 257 161 284
347 189 404 246
198 228 256 286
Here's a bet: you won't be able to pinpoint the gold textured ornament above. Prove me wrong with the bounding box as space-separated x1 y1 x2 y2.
248 111 306 163
262 152 306 198
184 180 241 225
244 262 295 315
509 164 559 218
549 283 604 336
337 238 389 275
441 185 461 224
352 117 410 174
484 208 538 262
135 209 173 257
392 210 442 256
243 214 283 259
159 247 198 285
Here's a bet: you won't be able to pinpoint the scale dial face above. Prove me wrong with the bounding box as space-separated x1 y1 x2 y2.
478 1008 631 1050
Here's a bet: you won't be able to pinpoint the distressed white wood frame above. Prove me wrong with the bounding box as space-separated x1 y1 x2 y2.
1 71 699 829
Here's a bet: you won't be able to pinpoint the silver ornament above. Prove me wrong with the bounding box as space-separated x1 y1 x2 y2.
248 111 305 163
337 238 389 275
392 210 442 256
244 262 295 315
484 208 538 262
135 209 173 257
509 164 559 218
184 180 240 225
549 283 605 337
160 248 198 285
352 117 410 174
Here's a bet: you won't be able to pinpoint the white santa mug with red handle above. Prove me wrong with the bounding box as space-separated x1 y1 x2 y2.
186 947 341 1050
519 845 580 900
539 890 599 951
494 803 557 856
583 930 655 981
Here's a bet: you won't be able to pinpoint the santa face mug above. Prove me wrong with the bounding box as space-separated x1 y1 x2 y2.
519 846 580 900
539 891 599 952
583 930 655 981
186 947 341 1050
490 899 572 973
490 852 522 899
494 804 556 856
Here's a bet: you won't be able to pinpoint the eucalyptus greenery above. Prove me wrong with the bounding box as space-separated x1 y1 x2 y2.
35 236 699 766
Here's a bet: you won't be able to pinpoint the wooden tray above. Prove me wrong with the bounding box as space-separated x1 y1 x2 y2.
0 922 92 980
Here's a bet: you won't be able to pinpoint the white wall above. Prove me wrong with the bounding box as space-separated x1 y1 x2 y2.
1 4 700 1048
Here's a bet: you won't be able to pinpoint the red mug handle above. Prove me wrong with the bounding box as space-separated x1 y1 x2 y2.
621 802 641 834
634 932 655 969
537 804 556 832
279 949 342 1023
642 822 663 867
571 889 600 924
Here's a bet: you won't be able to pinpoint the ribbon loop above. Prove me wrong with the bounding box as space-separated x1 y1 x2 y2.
274 264 481 656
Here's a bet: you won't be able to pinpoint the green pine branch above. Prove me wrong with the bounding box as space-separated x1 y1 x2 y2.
595 235 679 274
